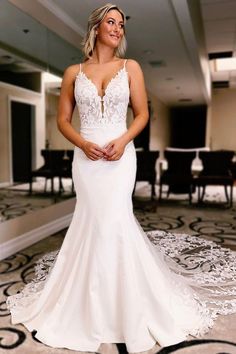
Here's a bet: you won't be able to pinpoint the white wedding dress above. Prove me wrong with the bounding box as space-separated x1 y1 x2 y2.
6 59 236 353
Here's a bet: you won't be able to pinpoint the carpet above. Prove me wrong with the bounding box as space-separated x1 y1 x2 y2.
0 184 236 353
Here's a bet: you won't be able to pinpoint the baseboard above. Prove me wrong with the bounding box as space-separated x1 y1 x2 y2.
0 182 11 188
0 213 73 261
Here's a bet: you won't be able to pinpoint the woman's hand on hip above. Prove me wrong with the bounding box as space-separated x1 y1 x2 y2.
81 140 106 160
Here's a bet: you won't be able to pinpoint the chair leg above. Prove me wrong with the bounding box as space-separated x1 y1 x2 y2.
151 183 155 200
230 184 233 208
197 186 201 203
200 186 206 202
29 176 33 195
159 182 162 201
189 186 192 205
59 177 64 195
51 177 54 195
224 185 229 203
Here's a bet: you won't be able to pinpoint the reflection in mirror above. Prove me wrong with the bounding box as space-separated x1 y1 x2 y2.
0 1 84 224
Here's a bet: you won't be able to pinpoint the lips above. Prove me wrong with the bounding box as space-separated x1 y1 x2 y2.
110 34 119 39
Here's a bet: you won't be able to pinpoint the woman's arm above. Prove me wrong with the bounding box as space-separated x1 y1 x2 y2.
121 59 149 143
104 59 149 160
57 65 105 160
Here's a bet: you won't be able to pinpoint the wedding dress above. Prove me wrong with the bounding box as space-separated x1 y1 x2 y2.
6 59 236 353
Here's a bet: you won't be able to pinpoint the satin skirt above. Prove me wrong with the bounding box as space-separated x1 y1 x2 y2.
6 124 236 353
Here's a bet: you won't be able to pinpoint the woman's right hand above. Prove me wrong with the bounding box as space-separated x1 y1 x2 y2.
81 140 106 160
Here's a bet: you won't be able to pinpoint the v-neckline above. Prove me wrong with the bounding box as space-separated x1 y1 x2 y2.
79 66 126 100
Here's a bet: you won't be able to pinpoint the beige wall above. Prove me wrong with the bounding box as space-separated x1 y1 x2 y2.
210 88 236 151
46 93 80 150
148 90 171 156
0 80 45 184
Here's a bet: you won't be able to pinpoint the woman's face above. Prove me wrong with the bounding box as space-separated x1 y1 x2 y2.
96 9 124 49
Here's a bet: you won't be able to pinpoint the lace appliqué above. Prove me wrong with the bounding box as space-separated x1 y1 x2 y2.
146 230 236 318
6 231 236 340
6 250 59 312
74 68 129 128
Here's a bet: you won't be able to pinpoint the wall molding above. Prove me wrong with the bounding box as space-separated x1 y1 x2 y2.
0 182 11 188
0 212 73 261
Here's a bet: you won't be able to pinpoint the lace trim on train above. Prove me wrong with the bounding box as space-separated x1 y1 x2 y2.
146 231 236 316
6 251 59 312
6 232 236 337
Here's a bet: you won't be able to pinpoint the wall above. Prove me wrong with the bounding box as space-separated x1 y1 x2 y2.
0 80 45 184
46 93 80 150
147 90 171 156
210 88 236 151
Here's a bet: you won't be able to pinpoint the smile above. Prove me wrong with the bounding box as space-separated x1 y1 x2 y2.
110 34 120 39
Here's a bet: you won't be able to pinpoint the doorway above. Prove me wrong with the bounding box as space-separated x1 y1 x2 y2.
11 101 35 183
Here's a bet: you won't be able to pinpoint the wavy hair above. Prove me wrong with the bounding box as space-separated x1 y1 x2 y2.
81 3 127 60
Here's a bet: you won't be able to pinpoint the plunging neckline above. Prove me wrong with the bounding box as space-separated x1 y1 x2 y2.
78 66 127 101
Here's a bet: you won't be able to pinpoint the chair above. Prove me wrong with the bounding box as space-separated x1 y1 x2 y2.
58 150 74 194
29 150 65 194
159 150 196 204
133 150 159 200
194 150 235 206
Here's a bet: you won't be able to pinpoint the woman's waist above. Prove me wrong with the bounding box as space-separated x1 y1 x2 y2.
80 121 127 131
80 124 131 146
80 123 127 141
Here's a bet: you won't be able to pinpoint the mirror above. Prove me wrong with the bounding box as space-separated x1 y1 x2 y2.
0 0 83 226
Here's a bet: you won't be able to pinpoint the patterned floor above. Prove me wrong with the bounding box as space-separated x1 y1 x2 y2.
0 183 236 353
0 179 235 223
0 178 74 223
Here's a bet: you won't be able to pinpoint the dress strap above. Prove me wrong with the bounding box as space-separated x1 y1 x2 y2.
123 59 128 68
79 63 82 73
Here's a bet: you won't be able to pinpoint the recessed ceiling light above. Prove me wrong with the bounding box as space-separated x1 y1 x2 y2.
214 58 236 71
178 98 192 102
149 60 166 68
143 50 154 55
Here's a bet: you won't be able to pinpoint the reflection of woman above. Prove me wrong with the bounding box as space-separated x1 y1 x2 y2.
6 3 236 354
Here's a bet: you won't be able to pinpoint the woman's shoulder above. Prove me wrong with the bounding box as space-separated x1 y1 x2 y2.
63 63 81 76
125 58 143 73
61 63 84 83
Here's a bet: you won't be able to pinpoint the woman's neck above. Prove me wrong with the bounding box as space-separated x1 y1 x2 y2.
90 45 117 64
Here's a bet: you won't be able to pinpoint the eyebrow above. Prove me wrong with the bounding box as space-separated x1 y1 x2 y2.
107 17 124 24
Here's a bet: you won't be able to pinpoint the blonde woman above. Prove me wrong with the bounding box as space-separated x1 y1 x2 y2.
6 3 236 354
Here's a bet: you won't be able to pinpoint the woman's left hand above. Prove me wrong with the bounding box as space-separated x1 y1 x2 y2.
103 137 127 161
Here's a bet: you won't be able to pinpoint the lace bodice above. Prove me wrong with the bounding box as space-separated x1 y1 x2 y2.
74 59 130 128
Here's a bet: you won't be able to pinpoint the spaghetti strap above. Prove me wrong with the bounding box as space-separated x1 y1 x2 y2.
79 63 82 73
123 59 128 68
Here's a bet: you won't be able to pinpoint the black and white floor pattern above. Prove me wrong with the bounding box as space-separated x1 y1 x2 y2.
0 183 236 353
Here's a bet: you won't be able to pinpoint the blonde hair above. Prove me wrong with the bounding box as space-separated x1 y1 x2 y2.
81 3 127 60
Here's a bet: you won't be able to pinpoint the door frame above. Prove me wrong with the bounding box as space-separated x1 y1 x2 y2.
8 96 36 184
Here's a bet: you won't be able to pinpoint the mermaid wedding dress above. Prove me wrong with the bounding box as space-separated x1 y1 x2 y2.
6 59 236 353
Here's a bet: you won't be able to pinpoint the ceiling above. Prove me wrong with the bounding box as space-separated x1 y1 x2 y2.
201 0 236 87
3 0 236 106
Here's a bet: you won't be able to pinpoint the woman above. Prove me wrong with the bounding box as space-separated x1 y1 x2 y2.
6 3 236 354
